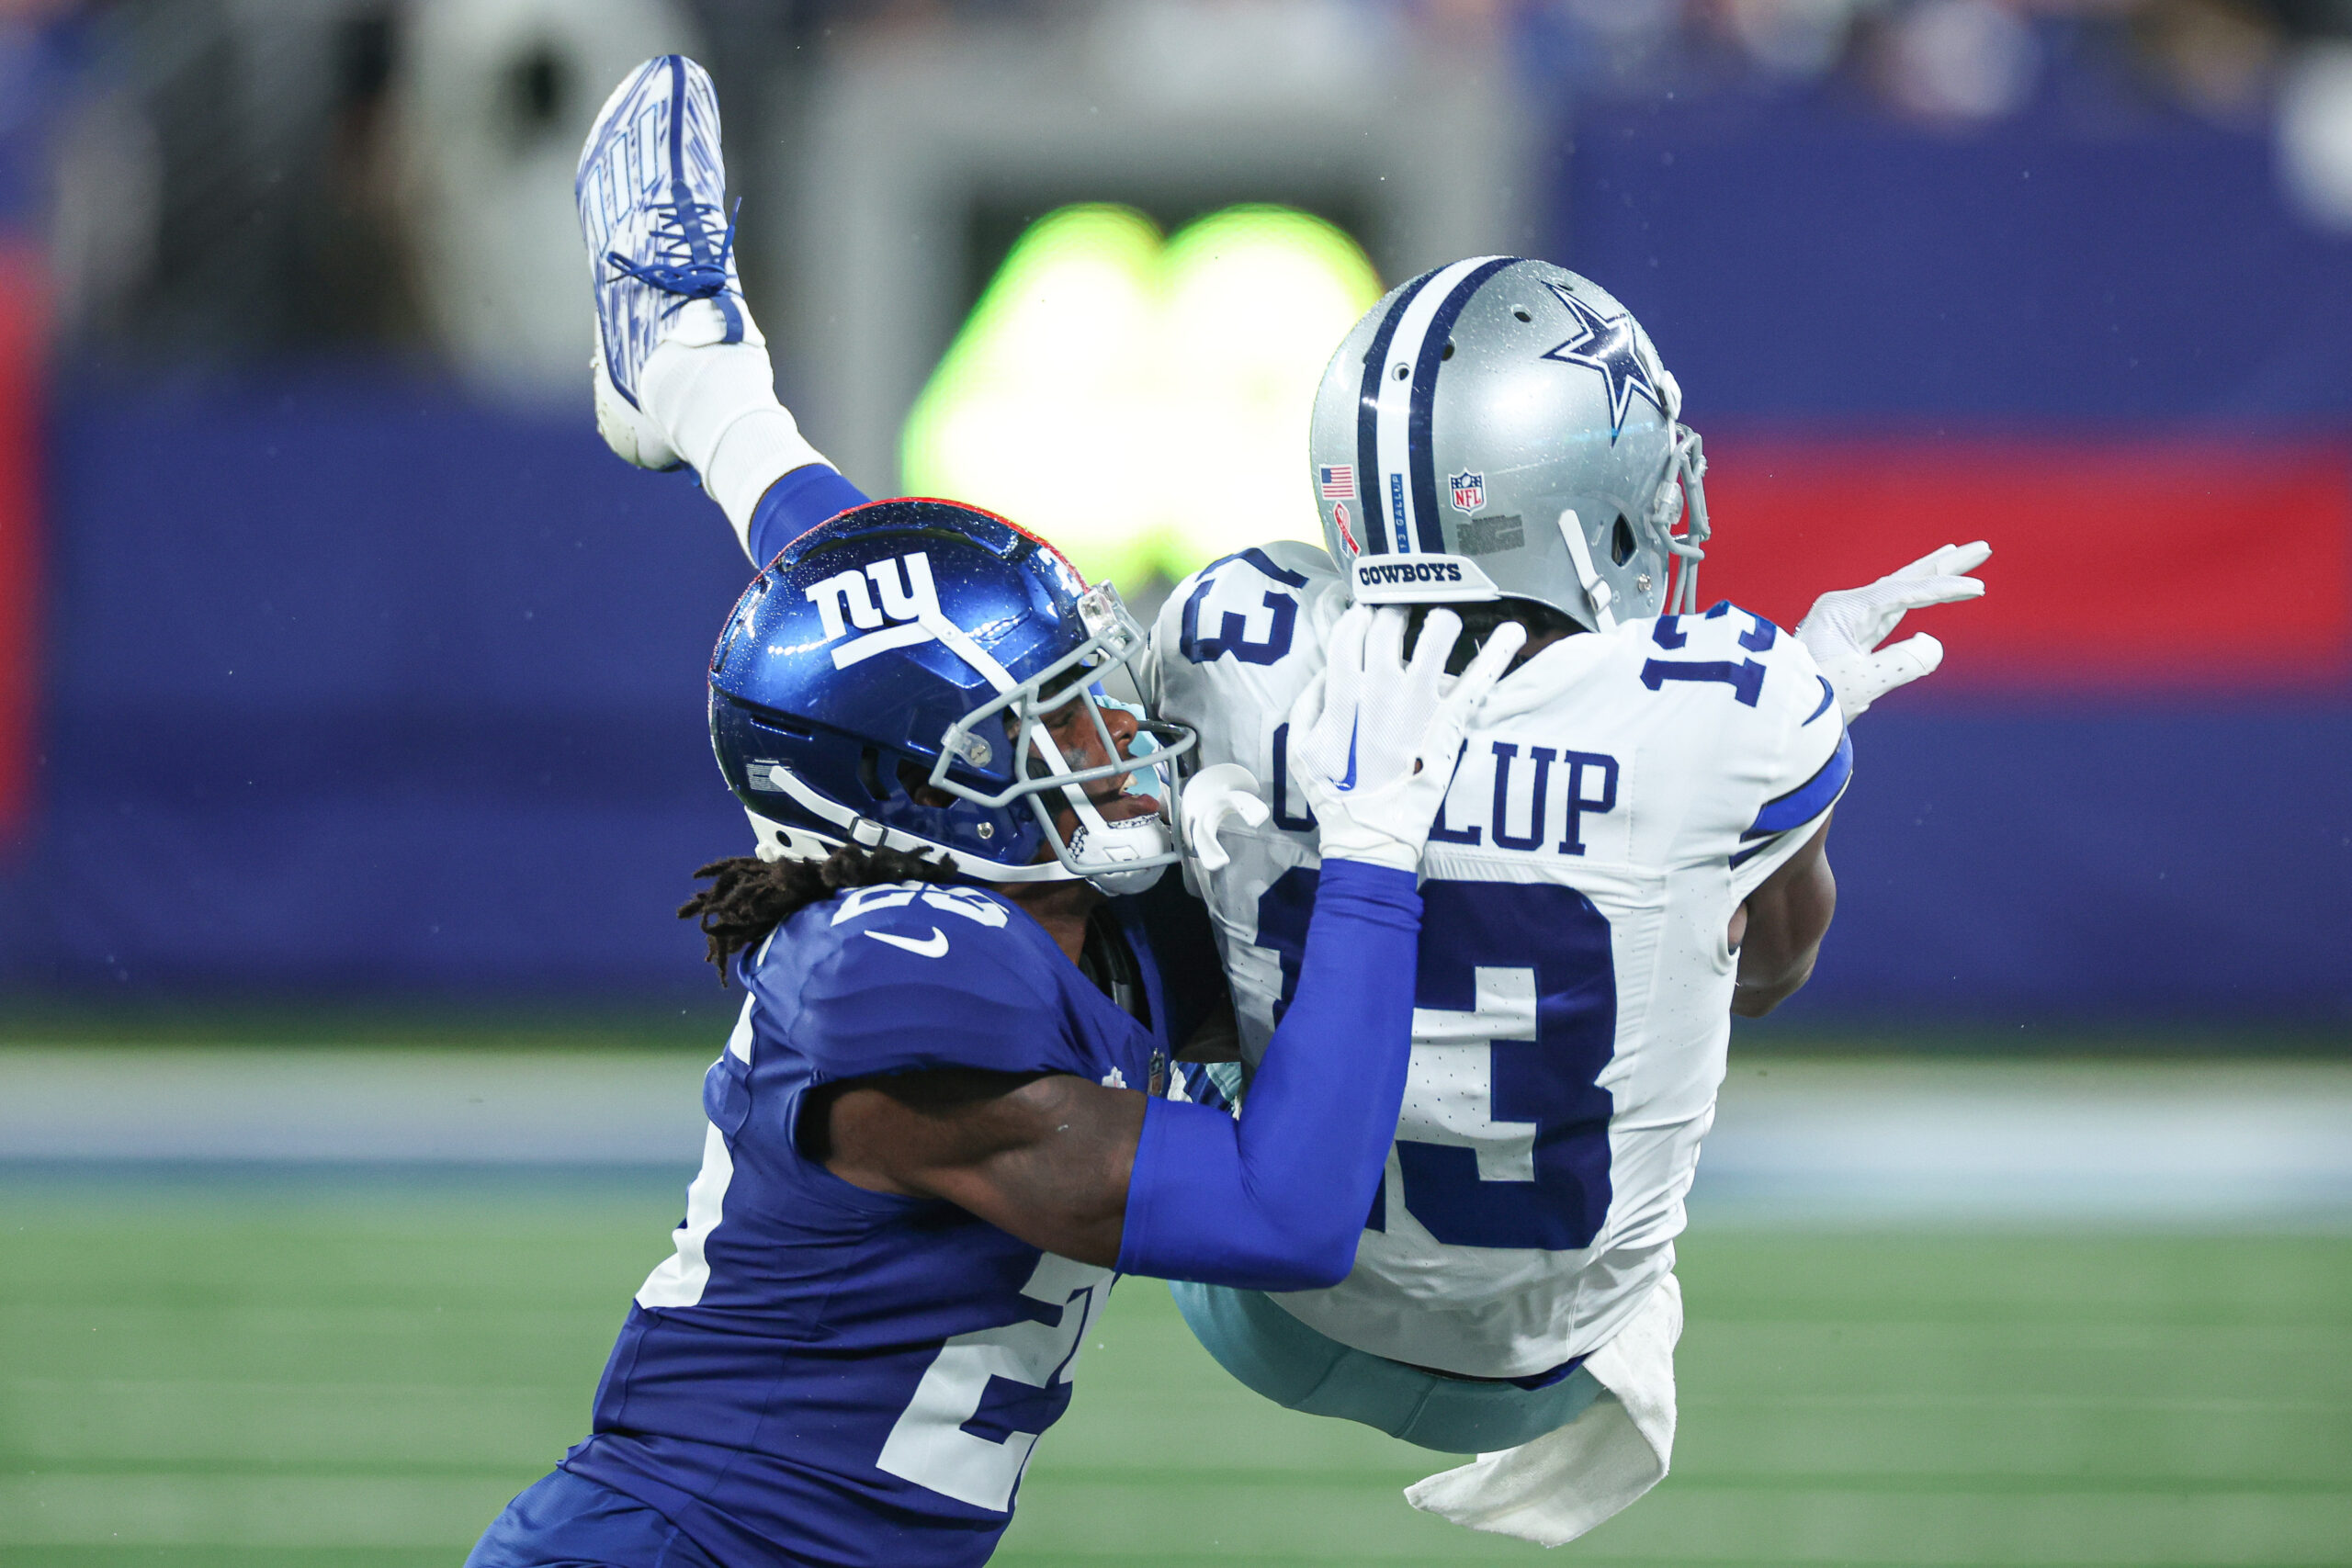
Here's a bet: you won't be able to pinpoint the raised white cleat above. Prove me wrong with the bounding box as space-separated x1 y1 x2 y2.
575 54 762 472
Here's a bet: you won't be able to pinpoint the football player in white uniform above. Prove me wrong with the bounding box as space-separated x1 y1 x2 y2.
1144 257 1987 1545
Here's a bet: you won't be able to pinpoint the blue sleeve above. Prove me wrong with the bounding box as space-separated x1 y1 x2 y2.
1115 860 1421 1292
779 913 1068 1082
745 465 873 565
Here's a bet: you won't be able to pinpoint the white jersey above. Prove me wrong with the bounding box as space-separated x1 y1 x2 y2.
1146 541 1849 1378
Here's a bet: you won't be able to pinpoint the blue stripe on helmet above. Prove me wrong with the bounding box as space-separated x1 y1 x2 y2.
1407 258 1522 555
1354 268 1442 557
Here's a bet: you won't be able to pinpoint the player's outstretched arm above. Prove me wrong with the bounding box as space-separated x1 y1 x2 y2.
1731 815 1837 1017
807 857 1427 1278
810 609 1523 1290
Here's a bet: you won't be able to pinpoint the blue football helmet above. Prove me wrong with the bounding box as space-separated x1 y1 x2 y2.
707 499 1196 894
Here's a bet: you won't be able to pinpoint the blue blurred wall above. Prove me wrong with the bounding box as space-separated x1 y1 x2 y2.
2 374 756 1001
1563 88 2352 423
2 67 2346 1024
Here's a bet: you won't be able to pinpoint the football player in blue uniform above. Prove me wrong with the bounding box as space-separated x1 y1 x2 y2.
465 56 1531 1568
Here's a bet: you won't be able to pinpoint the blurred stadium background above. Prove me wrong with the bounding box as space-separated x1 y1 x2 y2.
0 0 2345 1563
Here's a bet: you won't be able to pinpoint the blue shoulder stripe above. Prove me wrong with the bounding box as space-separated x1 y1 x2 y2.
1237 546 1310 588
1743 728 1853 842
1802 674 1836 726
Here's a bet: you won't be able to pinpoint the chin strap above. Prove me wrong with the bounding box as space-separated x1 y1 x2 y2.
1019 717 1171 895
1555 508 1620 633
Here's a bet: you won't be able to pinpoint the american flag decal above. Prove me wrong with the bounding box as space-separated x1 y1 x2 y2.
1318 465 1354 500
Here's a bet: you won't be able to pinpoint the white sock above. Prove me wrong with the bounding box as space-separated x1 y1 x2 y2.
639 321 831 558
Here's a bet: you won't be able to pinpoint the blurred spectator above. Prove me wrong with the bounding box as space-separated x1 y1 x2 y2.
1870 0 2043 123
1720 0 1864 78
0 0 85 243
24 0 2352 371
2277 39 2352 225
2132 0 2279 118
1498 0 2332 131
50 0 417 358
393 0 698 400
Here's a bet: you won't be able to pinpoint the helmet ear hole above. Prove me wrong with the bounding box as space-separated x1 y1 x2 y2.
897 757 956 810
857 746 885 804
1611 515 1636 566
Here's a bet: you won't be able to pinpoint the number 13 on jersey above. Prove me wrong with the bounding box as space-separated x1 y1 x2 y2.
1256 874 1618 1251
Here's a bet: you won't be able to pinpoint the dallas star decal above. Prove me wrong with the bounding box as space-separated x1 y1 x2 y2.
1539 281 1665 442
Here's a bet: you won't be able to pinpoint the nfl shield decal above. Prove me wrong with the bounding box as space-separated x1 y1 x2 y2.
1449 470 1487 513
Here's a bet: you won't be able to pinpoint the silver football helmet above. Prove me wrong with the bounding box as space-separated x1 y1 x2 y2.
1306 256 1711 630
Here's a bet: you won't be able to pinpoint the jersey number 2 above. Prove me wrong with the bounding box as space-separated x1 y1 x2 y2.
1257 874 1618 1251
876 1253 1109 1512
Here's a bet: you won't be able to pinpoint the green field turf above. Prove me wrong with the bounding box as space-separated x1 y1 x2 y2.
2 1176 2345 1568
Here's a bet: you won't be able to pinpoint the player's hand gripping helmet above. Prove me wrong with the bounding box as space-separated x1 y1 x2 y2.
707 499 1197 895
1308 256 1711 629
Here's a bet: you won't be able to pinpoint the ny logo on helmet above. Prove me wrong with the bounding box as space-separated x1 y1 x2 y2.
1449 470 1487 514
803 553 943 670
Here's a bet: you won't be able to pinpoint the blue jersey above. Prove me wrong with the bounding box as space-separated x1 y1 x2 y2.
563 879 1203 1568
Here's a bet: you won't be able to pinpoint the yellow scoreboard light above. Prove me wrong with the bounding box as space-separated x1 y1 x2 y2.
900 203 1381 593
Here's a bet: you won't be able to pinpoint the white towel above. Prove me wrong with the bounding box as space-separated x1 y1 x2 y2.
1402 1272 1684 1547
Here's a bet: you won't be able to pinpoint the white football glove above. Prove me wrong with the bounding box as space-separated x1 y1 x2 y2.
1796 541 1991 722
1285 606 1527 873
1180 762 1271 873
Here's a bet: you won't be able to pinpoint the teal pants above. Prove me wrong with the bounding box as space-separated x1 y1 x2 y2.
1170 1280 1603 1454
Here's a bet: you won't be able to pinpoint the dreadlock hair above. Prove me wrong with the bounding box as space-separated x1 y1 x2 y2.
679 840 962 983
